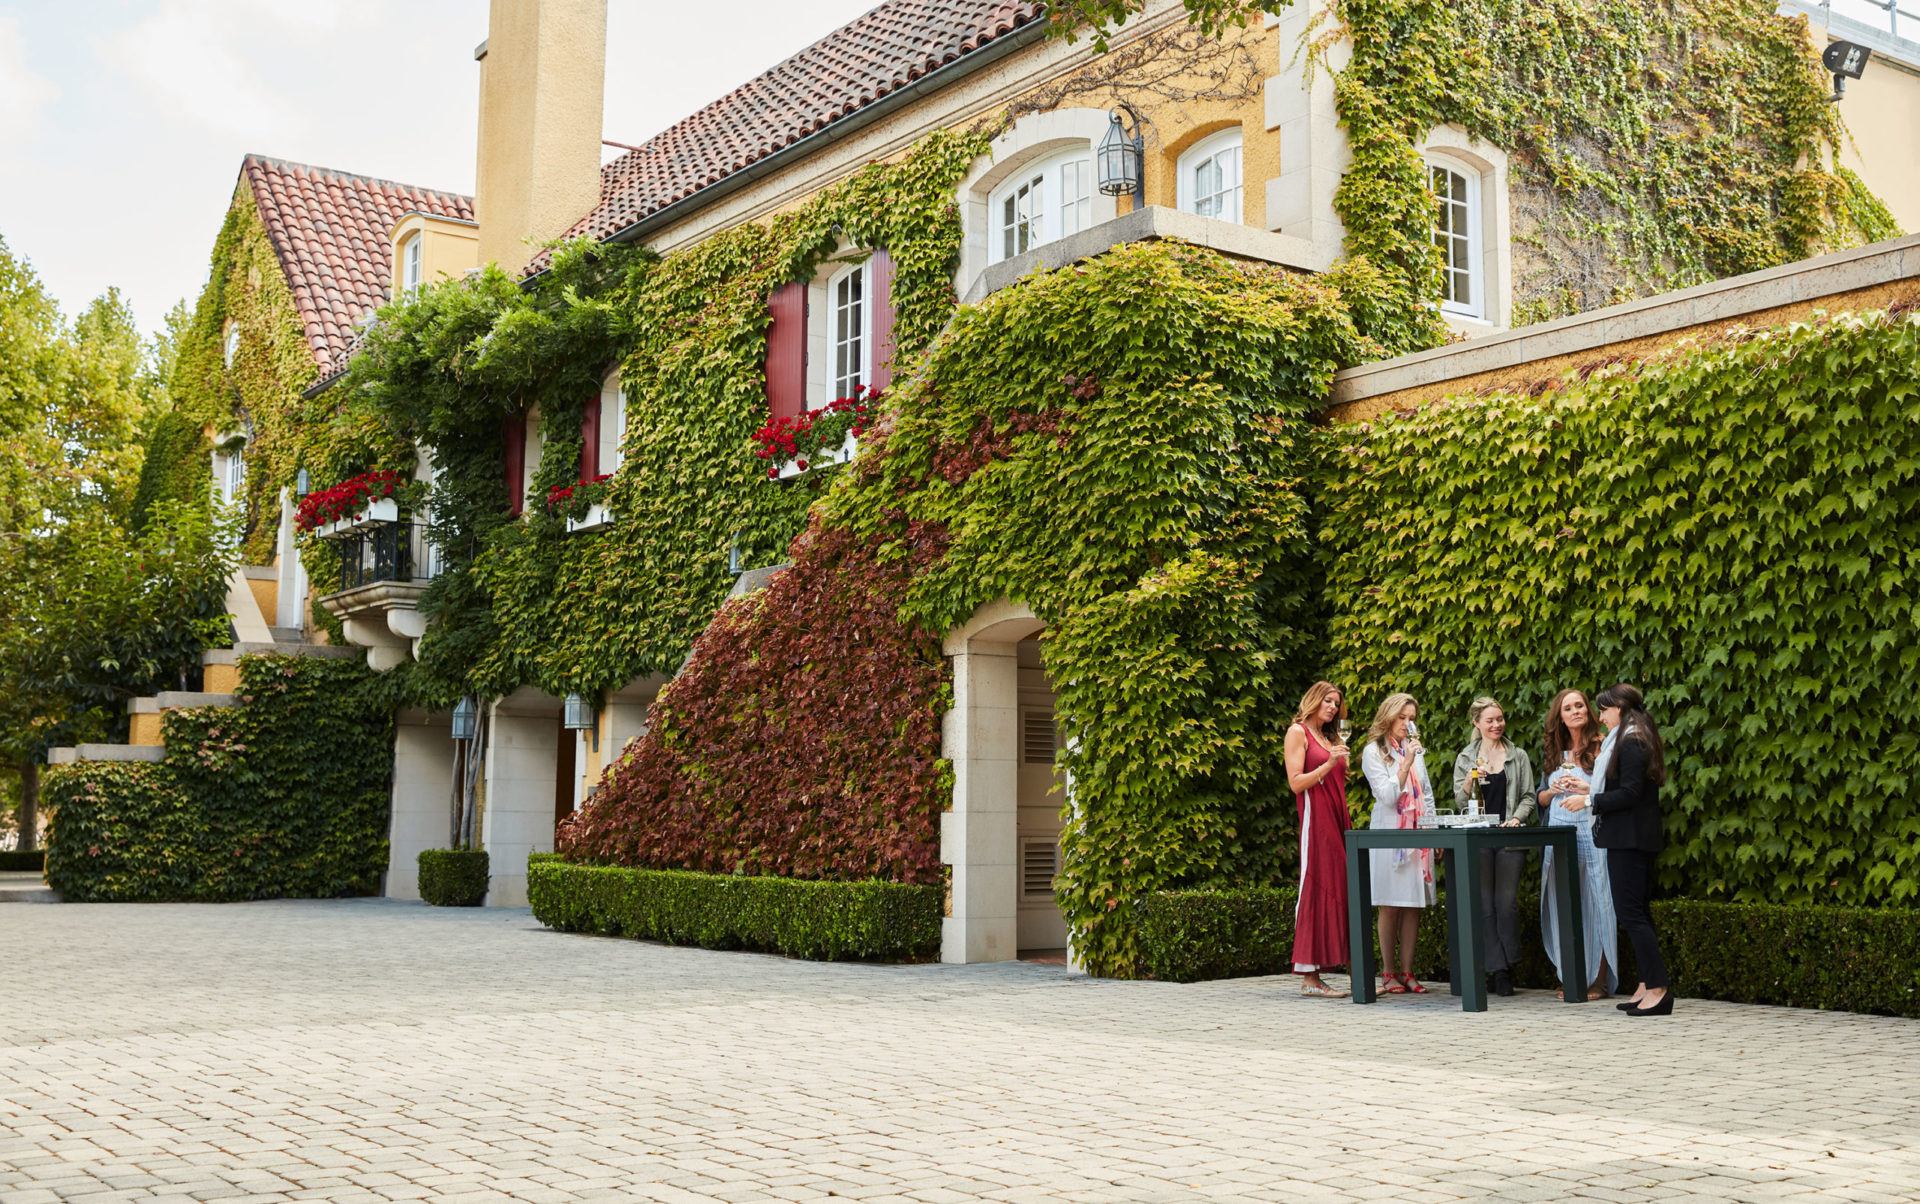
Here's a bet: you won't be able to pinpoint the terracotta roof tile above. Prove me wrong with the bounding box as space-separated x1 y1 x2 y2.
538 0 1044 267
242 155 474 372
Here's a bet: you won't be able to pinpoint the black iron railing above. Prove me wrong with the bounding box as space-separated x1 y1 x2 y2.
335 521 415 590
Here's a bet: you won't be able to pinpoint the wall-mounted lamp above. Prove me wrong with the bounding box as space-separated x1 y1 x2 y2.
450 696 478 741
1825 39 1871 101
1097 104 1147 198
295 468 311 498
728 538 745 577
564 692 598 751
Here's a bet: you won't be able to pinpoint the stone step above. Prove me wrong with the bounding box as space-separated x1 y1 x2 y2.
0 872 59 903
270 626 306 643
127 692 238 713
47 744 166 765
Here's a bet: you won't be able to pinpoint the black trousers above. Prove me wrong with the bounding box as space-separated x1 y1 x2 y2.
1606 847 1669 990
1476 846 1527 973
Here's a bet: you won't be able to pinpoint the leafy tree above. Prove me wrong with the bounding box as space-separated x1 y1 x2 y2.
0 236 232 850
1046 0 1290 51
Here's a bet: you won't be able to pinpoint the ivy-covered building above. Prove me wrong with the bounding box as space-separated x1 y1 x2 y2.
58 0 1920 975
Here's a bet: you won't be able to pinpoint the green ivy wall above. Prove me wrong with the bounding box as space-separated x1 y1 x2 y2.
1322 309 1920 909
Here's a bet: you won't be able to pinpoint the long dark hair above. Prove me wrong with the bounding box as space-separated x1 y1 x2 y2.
1595 682 1666 787
1543 688 1603 772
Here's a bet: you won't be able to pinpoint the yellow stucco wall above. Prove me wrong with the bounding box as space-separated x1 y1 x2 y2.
1324 279 1920 422
1831 53 1920 236
247 577 278 624
203 663 242 694
475 0 606 274
392 214 480 294
129 713 163 747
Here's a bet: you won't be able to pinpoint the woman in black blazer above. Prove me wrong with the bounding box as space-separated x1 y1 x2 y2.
1590 683 1672 1016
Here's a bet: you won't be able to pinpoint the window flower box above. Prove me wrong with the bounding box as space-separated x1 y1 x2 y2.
316 497 400 539
775 431 859 480
566 502 614 533
297 470 406 534
755 387 878 481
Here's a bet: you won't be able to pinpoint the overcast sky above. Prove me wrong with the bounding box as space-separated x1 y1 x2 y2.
0 0 883 339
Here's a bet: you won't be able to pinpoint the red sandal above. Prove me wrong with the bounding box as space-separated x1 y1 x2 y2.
1381 974 1407 995
1398 973 1429 994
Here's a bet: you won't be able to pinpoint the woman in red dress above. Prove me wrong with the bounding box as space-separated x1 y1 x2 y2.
1285 681 1352 997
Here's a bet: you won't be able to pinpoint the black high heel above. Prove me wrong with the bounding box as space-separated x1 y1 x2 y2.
1627 993 1673 1016
1615 998 1640 1011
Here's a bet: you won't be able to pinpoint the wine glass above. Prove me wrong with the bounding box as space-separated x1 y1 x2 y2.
1336 718 1352 746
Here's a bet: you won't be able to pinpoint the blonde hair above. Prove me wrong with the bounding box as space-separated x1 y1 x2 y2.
1468 696 1502 732
1367 692 1418 753
1293 681 1347 730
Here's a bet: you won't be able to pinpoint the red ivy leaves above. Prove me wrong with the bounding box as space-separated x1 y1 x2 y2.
294 470 402 532
928 408 1069 485
557 521 949 884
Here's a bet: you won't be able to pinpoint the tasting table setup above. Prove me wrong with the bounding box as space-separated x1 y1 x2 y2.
1343 821 1589 1013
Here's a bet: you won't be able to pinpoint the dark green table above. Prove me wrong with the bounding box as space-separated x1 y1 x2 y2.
1343 825 1587 1012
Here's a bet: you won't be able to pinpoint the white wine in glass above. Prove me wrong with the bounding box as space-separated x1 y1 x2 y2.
1336 719 1352 745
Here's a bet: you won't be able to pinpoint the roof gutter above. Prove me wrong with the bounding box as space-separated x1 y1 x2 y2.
556 14 1052 266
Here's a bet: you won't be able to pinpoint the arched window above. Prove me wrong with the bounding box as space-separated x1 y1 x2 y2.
1430 162 1481 319
988 149 1095 265
1178 129 1244 224
828 261 866 398
402 233 424 295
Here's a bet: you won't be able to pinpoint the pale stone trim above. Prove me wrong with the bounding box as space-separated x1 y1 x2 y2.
1328 232 1920 407
1421 122 1514 334
941 600 1044 964
961 203 1327 306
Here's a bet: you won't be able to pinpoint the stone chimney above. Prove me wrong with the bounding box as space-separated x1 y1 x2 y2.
473 0 607 275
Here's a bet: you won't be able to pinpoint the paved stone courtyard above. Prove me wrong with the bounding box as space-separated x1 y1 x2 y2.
3 899 1917 1203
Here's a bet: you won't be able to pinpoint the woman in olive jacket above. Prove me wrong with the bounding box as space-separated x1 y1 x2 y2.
1585 683 1672 1016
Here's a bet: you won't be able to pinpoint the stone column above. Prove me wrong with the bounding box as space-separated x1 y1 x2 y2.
386 709 456 900
481 689 561 906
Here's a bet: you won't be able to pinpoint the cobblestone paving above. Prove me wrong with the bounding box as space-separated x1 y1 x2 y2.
3 899 1917 1203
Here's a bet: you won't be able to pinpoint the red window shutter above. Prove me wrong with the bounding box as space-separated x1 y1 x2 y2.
766 281 807 422
580 393 601 481
504 413 527 516
868 247 896 393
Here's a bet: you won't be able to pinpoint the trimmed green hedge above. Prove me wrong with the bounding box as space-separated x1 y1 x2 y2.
0 849 44 873
43 654 392 902
1135 885 1454 984
418 849 489 907
1659 899 1920 1018
1132 886 1920 1017
528 857 941 962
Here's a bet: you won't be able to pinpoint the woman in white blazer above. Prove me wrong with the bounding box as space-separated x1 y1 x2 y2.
1359 692 1436 994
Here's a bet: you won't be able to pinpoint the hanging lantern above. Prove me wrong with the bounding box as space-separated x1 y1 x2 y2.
563 693 594 731
1097 108 1144 198
295 467 311 498
450 696 478 741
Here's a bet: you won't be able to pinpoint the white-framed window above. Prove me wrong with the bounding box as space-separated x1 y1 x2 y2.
402 233 424 295
829 262 866 399
989 149 1095 265
1177 129 1244 224
598 376 625 474
227 447 246 500
223 323 240 368
1431 162 1480 319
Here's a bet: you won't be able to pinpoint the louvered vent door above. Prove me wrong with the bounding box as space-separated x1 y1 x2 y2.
1023 711 1056 764
1021 838 1059 900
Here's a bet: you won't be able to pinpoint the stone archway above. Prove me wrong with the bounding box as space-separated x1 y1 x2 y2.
941 599 1051 964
